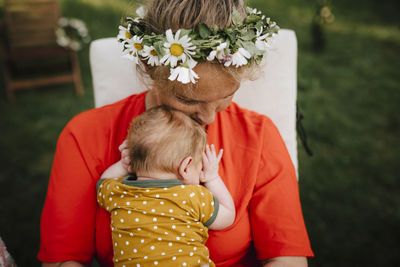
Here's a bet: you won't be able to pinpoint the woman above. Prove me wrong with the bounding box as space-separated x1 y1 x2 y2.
39 0 313 266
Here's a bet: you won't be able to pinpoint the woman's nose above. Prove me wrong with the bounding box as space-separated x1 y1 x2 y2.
195 105 216 125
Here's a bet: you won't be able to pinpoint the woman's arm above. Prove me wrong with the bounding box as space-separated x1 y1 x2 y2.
250 118 314 260
38 121 103 264
262 256 308 267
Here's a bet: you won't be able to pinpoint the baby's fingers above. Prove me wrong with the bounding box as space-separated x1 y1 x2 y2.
202 152 209 168
205 144 212 157
210 144 216 155
217 149 223 162
119 140 128 152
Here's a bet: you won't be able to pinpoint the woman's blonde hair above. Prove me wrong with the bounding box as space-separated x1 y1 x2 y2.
133 0 258 91
127 105 207 176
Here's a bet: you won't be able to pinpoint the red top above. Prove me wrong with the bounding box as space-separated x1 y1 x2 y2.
38 91 313 266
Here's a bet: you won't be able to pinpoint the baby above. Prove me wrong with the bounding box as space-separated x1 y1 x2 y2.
97 105 235 267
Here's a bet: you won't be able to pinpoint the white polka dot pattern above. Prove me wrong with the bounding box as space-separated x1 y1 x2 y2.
97 177 217 267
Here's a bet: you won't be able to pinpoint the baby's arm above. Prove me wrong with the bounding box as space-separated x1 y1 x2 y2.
201 144 235 230
101 140 131 179
100 160 127 179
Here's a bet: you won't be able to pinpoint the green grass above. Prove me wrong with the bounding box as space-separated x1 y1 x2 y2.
0 0 399 266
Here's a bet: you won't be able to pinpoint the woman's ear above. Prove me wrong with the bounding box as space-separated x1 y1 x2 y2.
178 156 193 181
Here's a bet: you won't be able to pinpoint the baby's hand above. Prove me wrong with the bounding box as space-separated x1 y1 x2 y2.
119 140 132 173
200 144 223 183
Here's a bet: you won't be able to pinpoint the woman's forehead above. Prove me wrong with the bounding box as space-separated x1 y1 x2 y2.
175 85 238 102
174 63 240 100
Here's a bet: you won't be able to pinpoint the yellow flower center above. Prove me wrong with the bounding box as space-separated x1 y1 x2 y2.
134 43 143 50
150 49 157 56
170 43 184 56
125 31 132 39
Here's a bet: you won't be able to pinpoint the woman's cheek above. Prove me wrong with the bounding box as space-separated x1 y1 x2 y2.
217 99 233 112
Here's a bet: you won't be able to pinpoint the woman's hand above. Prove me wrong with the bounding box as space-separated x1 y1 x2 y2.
200 144 223 183
119 139 131 173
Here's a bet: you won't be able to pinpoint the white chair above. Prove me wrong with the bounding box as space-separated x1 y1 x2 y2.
89 29 299 174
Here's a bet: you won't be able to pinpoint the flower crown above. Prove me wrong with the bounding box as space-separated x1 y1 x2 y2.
117 6 279 84
56 17 90 51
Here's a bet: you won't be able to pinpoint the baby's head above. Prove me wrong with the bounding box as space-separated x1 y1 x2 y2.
127 105 207 184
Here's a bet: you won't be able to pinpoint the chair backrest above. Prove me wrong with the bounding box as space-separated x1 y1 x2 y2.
89 29 299 173
4 0 61 49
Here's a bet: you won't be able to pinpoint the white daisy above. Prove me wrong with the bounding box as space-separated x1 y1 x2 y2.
168 59 199 84
55 29 69 47
69 41 81 51
123 35 144 62
254 28 270 51
142 45 161 66
117 25 133 44
161 29 196 68
250 8 262 15
224 48 251 67
256 28 277 51
136 6 146 18
207 42 228 61
256 35 274 51
69 18 88 36
250 8 266 19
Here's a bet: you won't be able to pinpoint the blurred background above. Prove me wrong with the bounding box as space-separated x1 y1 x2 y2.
0 0 399 266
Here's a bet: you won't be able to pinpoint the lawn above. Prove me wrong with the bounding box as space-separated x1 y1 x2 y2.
0 0 399 266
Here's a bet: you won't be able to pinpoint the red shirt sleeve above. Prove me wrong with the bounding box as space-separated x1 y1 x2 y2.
38 93 146 264
250 117 314 260
38 118 100 264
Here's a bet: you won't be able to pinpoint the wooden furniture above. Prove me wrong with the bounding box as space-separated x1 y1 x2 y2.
0 0 84 100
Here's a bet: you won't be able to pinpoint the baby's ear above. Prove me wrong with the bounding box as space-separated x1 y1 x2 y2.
178 156 193 181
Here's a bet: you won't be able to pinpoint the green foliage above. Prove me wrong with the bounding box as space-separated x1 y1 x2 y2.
231 7 243 26
119 7 279 66
198 23 212 39
0 0 399 266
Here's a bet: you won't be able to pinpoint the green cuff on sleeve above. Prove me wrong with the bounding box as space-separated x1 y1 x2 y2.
204 195 219 227
96 178 107 192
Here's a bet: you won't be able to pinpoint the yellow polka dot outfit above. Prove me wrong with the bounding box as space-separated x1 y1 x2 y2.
97 176 219 267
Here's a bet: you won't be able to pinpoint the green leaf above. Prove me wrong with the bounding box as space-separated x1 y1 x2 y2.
179 29 192 38
240 41 263 56
246 6 253 15
244 14 260 24
153 41 165 57
213 25 219 33
232 7 242 26
198 23 211 39
228 31 238 43
240 29 256 41
131 25 142 36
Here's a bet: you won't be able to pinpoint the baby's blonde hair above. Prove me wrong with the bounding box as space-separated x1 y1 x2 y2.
127 106 207 176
